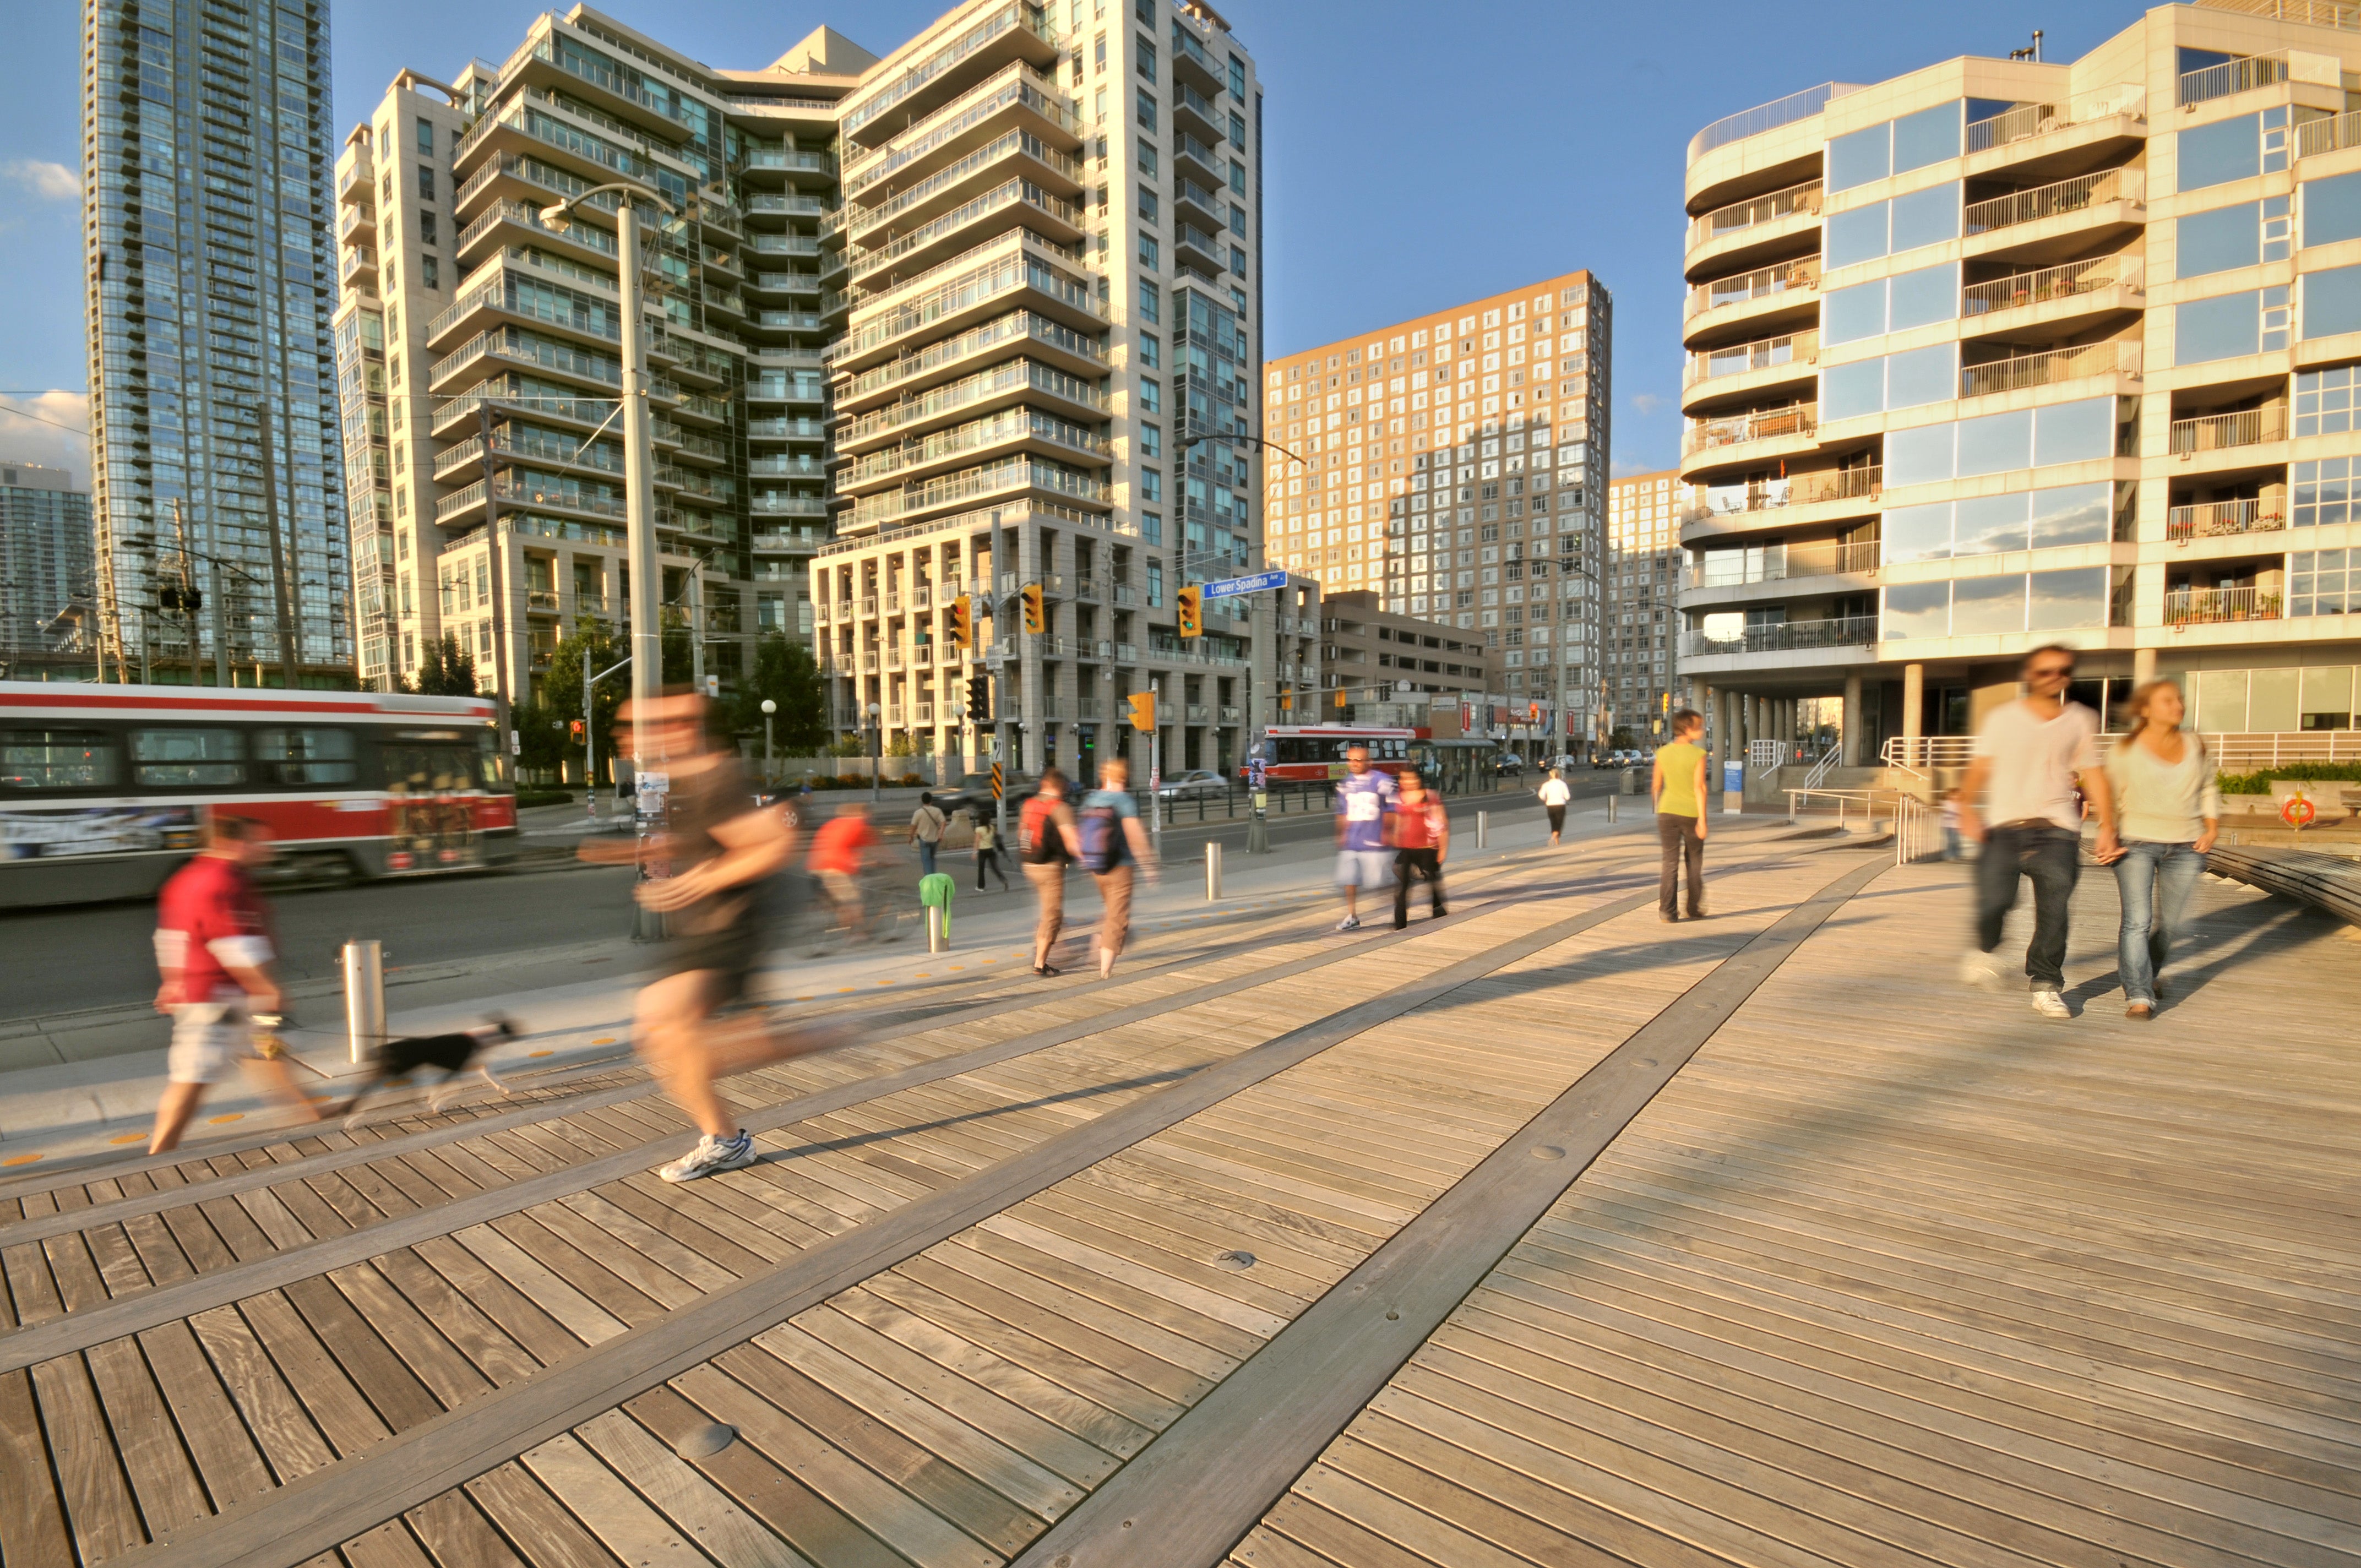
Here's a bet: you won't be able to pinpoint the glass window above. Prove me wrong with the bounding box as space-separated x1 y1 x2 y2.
253 728 358 786
2028 567 2110 630
2251 667 2301 731
1823 357 1885 420
2295 456 2356 527
2301 663 2354 725
1887 262 1959 331
2290 549 2349 616
2195 669 2249 731
1891 102 1962 175
1889 182 1960 253
2304 168 2361 247
0 731 118 790
2295 364 2360 437
1886 344 1956 410
2176 290 2260 362
131 729 245 787
1955 407 2033 477
1954 492 2030 555
2030 482 2114 548
1827 122 1890 193
1825 203 1889 268
2177 202 2258 278
1882 580 1950 638
1823 277 1886 344
1884 501 1954 563
2033 396 2117 467
1886 422 1955 486
2178 113 2260 192
1952 572 2028 635
2304 263 2361 339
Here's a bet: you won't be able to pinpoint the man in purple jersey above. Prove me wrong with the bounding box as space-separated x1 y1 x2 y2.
1332 744 1399 931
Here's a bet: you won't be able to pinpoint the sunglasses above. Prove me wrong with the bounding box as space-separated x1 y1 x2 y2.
2028 665 2074 679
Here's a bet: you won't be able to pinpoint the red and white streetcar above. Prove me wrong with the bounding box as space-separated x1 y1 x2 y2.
0 682 518 908
1250 725 1428 784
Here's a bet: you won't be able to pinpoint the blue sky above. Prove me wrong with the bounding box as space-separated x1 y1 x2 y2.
0 0 2130 484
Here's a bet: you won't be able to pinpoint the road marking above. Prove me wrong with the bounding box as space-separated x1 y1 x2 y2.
206 1114 243 1125
528 1050 553 1058
1 1155 41 1167
591 1037 617 1045
110 1135 145 1146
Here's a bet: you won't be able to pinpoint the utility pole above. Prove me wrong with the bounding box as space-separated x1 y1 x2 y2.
480 401 512 727
210 557 230 687
169 500 198 684
255 412 300 688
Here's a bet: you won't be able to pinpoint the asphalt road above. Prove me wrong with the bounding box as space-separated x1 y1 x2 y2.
0 774 1631 1023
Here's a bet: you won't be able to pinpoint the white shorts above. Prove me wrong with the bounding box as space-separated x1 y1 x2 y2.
168 1003 250 1085
1335 849 1395 890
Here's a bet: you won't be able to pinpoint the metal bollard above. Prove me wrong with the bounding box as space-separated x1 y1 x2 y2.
1608 793 1618 824
341 939 386 1065
926 904 946 954
1205 840 1222 900
1476 810 1489 850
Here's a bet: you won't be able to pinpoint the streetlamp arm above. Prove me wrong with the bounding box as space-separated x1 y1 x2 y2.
1181 429 1309 469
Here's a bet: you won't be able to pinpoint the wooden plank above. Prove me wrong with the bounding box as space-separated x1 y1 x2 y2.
443 1226 628 1351
240 1292 395 1460
367 1248 542 1388
30 1352 146 1563
402 1487 526 1568
327 1261 496 1412
572 1408 810 1567
281 1274 445 1434
339 1518 436 1568
461 1461 627 1568
0 1366 74 1567
517 1431 720 1567
186 1304 338 1484
140 1318 278 1511
85 1333 214 1539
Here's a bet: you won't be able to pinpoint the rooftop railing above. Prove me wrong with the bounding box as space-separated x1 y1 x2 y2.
1689 82 1851 160
2166 497 2285 541
1958 339 2137 399
1962 167 2141 236
1689 181 1822 249
1685 258 1820 318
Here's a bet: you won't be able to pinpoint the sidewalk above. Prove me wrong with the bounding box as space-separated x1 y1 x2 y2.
0 799 1656 1167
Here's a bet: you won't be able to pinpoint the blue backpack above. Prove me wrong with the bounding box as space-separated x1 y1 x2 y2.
1076 799 1124 873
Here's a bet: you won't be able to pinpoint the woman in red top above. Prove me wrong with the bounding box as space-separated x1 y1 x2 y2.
1391 769 1450 929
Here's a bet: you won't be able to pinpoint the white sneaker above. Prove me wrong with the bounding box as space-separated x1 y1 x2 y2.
2030 989 2071 1020
1960 950 2003 988
1336 914 1362 931
659 1129 758 1182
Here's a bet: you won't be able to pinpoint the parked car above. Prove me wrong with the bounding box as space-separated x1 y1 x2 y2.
935 771 1039 820
1493 753 1526 776
1155 769 1232 800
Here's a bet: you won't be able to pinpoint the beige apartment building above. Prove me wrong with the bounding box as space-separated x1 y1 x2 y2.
1263 272 1613 745
1682 0 2361 774
1606 469 1682 741
813 0 1318 784
1316 589 1495 720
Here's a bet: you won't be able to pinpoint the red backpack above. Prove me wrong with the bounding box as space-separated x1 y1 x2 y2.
1019 795 1068 864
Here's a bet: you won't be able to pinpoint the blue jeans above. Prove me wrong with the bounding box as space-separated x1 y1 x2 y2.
1975 824 2080 990
2113 841 2206 1006
918 841 938 878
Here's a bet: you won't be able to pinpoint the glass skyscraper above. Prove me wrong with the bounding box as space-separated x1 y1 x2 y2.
81 0 349 686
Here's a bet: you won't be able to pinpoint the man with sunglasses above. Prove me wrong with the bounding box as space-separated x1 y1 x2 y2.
1956 644 2117 1017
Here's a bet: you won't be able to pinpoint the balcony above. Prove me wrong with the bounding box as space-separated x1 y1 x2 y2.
741 148 839 181
840 357 1106 453
828 241 1105 374
748 415 830 441
1175 132 1223 187
1690 82 1846 162
1685 258 1819 321
840 1 1059 145
1683 615 1877 658
1684 329 1816 389
1962 255 2141 320
1171 22 1223 96
525 589 562 613
340 247 377 288
747 192 831 222
1174 222 1225 275
2165 586 2282 626
1687 466 1881 525
1958 340 2139 400
2179 53 2285 109
849 179 1086 291
428 327 621 395
843 63 1080 203
1962 168 2143 241
1682 401 1816 458
752 495 831 519
1687 181 1821 258
2297 106 2361 161
2167 497 2286 542
2169 405 2286 455
848 129 1081 243
436 472 628 527
1174 81 1222 143
1688 539 1880 589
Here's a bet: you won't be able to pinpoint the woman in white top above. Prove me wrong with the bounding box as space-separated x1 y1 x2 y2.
1537 767 1573 846
2102 678 2220 1019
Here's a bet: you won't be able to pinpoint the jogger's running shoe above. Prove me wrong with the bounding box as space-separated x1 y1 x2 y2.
659 1128 757 1182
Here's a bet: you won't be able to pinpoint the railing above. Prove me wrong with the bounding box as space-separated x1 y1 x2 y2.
1690 83 1848 160
1682 401 1816 456
1682 614 1878 657
845 408 1109 487
2168 405 2286 454
2166 497 2286 541
1961 256 2138 316
850 130 1079 241
751 495 831 516
1688 466 1882 520
831 244 1100 364
1959 340 2136 399
2179 52 2285 107
1967 102 2061 154
1962 167 2139 236
525 589 561 612
2164 586 2283 625
841 1 1055 139
1689 540 1880 588
428 327 622 389
1689 181 1821 249
847 454 1108 531
748 416 830 439
1686 258 1820 318
844 63 1076 200
839 358 1107 446
1881 735 1977 773
2297 106 2361 160
1802 747 1842 791
1685 330 1816 386
742 148 838 177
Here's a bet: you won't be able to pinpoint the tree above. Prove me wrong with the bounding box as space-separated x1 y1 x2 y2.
541 617 629 783
725 633 829 753
408 633 477 696
510 698 571 780
1608 725 1638 751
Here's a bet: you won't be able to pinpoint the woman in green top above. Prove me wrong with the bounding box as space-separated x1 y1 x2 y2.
1651 709 1710 922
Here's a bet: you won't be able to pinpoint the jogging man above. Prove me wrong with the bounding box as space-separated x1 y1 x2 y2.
1957 644 2116 1019
148 815 322 1153
1333 744 1398 931
1652 709 1710 922
1537 766 1573 846
583 690 840 1182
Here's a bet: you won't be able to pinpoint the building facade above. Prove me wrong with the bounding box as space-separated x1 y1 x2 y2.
333 9 864 699
1263 272 1613 744
1605 469 1682 742
1316 589 1496 717
83 0 350 687
1681 0 2361 770
0 462 97 679
813 0 1316 784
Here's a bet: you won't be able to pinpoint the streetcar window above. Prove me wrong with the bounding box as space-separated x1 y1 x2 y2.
130 728 245 787
0 730 118 790
476 729 512 788
384 744 480 793
253 728 357 786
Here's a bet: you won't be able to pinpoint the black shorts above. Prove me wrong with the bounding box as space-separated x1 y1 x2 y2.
1547 804 1566 831
654 919 764 1008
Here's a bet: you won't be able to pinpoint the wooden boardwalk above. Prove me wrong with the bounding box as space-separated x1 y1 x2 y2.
1 826 2353 1567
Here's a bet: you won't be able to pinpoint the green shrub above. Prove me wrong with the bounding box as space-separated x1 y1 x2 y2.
898 771 924 787
2216 761 2361 796
513 788 575 808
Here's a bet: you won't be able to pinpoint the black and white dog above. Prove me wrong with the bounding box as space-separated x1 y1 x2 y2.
336 1016 518 1126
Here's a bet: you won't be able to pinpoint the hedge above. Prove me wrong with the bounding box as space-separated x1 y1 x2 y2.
2215 761 2361 796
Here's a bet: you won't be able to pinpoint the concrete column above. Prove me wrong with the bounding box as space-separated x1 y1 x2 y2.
1902 662 1924 748
1842 669 1864 767
2132 645 2158 684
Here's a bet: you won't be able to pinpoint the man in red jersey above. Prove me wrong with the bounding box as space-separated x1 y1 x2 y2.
148 815 322 1153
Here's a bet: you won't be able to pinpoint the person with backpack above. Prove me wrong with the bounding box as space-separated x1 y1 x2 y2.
1019 768 1082 976
1077 756 1157 979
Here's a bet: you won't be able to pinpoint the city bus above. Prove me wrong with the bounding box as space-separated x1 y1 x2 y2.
0 682 516 908
1252 725 1428 784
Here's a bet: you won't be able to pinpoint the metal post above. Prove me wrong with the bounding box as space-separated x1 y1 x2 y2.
256 411 301 688
341 940 385 1066
927 904 946 954
1148 676 1163 856
209 556 230 688
620 203 665 941
1205 839 1222 901
1477 810 1489 850
1608 792 1617 824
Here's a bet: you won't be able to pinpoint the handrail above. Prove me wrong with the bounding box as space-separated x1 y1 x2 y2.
1959 340 2136 399
2164 585 2282 625
2166 497 2284 541
1689 180 1822 248
1682 401 1816 455
1690 83 1848 160
1962 167 2138 236
2168 405 2286 453
2179 52 2286 107
1685 258 1820 318
1966 102 2059 153
1881 735 1976 772
1685 330 1817 386
1961 255 2137 315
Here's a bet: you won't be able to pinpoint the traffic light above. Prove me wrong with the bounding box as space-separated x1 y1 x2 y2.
945 595 972 650
1020 582 1045 634
1528 701 1542 724
1128 690 1155 732
966 674 990 724
1176 584 1203 638
1334 685 1348 710
569 719 585 741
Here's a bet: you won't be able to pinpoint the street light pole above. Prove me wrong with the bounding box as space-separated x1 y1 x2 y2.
760 697 776 786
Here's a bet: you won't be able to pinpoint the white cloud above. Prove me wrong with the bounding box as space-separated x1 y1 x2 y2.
3 160 80 202
1628 392 1667 416
0 392 93 491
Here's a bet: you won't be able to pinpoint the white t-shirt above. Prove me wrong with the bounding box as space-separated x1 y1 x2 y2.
1538 778 1572 807
1973 700 2098 831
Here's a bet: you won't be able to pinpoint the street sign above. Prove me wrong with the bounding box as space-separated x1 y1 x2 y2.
1202 569 1287 598
1247 758 1267 790
990 762 1005 799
